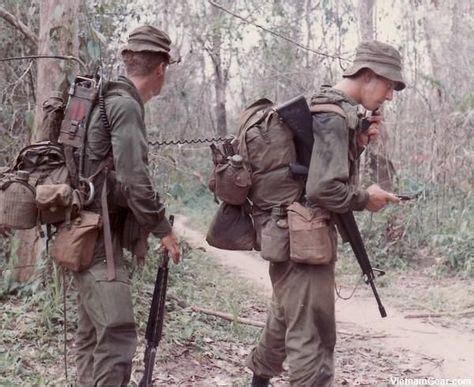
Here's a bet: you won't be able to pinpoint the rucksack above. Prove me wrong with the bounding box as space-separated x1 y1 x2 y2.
207 97 305 252
236 98 305 213
207 96 347 256
0 74 101 231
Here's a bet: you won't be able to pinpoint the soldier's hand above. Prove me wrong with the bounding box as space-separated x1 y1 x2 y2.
365 184 400 212
357 114 383 147
161 231 181 264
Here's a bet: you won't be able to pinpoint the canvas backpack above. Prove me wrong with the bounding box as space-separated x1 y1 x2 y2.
207 96 348 255
207 98 305 252
236 98 305 213
208 98 305 211
0 75 101 231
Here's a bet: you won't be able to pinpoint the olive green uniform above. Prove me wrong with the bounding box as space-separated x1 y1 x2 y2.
246 87 369 386
74 76 171 386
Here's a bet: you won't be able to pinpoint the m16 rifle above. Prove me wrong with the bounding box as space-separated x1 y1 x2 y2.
139 215 174 387
275 95 387 318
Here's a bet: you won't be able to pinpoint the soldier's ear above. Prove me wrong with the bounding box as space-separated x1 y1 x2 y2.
152 62 166 78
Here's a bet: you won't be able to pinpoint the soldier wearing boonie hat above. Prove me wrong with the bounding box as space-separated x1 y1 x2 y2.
120 25 180 63
343 40 406 91
246 40 405 387
73 25 181 386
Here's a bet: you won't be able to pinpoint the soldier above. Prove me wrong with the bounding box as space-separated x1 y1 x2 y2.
73 25 181 385
247 41 405 386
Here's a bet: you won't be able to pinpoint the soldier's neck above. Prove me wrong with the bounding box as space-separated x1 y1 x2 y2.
333 78 362 105
129 76 154 103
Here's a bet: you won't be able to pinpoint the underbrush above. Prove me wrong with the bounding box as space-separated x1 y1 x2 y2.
151 148 473 278
0 242 265 385
349 186 473 277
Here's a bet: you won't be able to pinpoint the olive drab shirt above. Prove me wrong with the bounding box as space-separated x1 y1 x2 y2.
306 86 369 213
84 76 171 261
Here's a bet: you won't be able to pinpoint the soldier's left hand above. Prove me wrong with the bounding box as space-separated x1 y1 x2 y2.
357 114 383 147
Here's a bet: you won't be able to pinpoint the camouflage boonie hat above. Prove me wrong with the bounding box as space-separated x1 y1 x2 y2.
120 25 178 63
343 41 406 91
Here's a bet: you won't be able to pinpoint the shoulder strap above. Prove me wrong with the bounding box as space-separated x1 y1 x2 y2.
310 103 346 119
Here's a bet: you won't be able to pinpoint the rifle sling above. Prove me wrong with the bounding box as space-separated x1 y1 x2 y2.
101 167 115 281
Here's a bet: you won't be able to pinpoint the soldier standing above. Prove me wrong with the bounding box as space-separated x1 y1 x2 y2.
247 41 406 386
73 25 181 385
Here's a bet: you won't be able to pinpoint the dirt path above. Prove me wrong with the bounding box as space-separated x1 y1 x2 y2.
175 215 474 381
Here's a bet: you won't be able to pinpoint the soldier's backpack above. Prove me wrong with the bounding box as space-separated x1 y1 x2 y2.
207 96 348 261
0 75 101 231
207 98 305 257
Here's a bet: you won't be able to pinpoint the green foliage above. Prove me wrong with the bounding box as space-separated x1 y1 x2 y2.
150 148 218 230
354 186 473 277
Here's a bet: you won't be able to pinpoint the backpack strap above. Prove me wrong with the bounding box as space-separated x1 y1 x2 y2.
237 99 274 167
240 98 273 128
64 145 79 188
310 103 347 118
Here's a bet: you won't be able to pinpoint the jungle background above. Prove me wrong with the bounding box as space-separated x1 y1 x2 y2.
0 0 473 385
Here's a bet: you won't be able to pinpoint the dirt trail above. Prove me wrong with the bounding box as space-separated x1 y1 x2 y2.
175 215 474 380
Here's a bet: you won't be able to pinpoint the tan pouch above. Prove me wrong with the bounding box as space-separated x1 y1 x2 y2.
260 212 290 263
36 184 83 225
36 184 72 209
287 202 336 265
51 211 102 272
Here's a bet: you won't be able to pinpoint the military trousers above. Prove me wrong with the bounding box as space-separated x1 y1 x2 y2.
73 261 137 386
246 260 336 387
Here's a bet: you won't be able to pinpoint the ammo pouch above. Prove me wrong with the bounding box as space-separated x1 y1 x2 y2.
287 202 336 265
259 207 290 263
36 184 83 225
51 211 102 272
41 94 65 143
206 202 255 250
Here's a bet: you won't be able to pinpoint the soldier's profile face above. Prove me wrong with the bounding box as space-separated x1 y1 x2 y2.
150 63 167 97
360 74 395 111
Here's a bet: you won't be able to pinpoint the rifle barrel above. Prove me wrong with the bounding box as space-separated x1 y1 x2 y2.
140 215 174 386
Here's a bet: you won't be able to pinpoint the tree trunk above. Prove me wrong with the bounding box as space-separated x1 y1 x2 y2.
34 0 81 141
210 4 227 136
358 0 375 41
15 0 81 282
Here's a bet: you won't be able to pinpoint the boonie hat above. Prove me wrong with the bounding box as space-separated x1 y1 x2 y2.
343 40 406 91
120 25 179 63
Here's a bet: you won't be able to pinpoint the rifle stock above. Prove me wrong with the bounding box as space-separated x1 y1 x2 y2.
276 96 387 318
139 215 174 387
